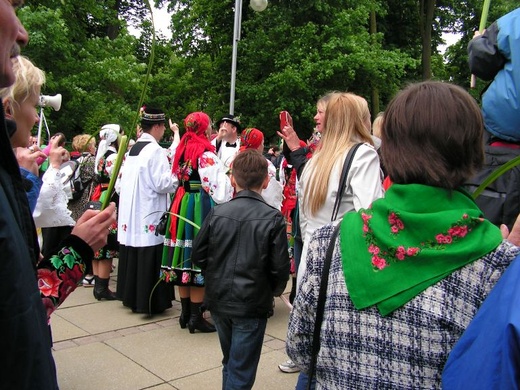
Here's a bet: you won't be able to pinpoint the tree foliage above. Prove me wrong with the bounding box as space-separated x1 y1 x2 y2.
15 0 520 145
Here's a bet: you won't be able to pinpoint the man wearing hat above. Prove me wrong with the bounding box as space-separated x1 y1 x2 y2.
117 107 179 314
212 114 241 168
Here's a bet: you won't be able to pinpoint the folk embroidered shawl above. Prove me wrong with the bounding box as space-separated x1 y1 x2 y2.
341 184 503 316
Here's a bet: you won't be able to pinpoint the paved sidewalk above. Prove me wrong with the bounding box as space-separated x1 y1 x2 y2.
51 262 299 389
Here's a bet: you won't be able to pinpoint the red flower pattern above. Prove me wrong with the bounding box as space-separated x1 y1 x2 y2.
38 268 61 297
39 246 86 319
362 209 480 272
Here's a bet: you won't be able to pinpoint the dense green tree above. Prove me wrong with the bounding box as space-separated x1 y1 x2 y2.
164 0 415 141
16 0 518 145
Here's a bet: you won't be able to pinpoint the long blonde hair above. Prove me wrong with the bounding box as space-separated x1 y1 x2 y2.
303 92 373 216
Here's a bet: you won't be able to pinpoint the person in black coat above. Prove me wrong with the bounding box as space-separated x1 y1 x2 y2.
0 4 116 388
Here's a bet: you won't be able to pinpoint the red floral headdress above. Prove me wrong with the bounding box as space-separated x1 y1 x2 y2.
172 112 215 177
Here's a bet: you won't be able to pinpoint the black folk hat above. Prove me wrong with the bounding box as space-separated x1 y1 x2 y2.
141 107 166 126
216 114 241 131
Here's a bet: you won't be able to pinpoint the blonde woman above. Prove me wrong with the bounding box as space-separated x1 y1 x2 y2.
297 93 384 289
292 93 383 389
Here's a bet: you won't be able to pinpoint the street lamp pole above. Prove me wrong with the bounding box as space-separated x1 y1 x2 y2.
229 0 267 116
229 0 243 116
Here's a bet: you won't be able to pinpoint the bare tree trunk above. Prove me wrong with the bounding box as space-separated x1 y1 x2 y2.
419 0 436 80
370 9 380 117
106 0 122 40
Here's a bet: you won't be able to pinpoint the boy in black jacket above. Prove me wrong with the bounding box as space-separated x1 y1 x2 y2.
192 149 290 389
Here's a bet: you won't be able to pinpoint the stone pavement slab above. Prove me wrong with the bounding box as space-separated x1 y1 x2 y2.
52 275 299 389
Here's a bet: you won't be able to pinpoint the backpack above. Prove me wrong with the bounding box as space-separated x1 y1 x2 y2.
464 142 520 231
60 154 89 201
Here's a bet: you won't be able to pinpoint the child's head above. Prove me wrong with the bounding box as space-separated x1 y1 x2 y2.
232 149 268 192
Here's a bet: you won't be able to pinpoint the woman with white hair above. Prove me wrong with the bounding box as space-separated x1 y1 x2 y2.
89 123 122 300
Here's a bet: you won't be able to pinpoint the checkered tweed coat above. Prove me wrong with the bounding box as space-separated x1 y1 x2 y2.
287 223 520 389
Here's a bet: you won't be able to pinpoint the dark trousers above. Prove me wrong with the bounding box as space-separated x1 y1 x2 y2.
212 313 267 390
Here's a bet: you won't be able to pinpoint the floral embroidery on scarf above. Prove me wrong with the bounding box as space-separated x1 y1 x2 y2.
388 212 404 235
362 211 481 271
40 246 85 319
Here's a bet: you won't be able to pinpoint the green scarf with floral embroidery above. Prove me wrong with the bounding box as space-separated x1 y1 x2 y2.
340 184 503 316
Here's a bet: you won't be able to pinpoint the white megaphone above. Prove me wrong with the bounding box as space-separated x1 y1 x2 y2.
38 93 62 111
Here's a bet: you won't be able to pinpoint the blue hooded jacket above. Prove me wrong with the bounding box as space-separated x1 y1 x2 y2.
469 8 520 142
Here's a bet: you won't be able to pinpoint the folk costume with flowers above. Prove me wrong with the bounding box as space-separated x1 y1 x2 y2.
239 128 283 210
287 184 520 389
161 112 233 287
92 125 120 261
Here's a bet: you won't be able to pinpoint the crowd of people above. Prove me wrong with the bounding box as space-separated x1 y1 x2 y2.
2 1 520 389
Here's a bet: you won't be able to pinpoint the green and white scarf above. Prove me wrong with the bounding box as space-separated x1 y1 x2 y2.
341 184 503 316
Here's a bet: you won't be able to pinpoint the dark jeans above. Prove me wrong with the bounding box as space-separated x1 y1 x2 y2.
212 313 267 390
295 371 316 390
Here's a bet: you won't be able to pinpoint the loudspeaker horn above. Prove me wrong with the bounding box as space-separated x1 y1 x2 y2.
39 94 62 111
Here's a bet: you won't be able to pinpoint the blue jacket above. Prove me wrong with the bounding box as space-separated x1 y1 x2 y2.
442 254 520 389
469 8 520 142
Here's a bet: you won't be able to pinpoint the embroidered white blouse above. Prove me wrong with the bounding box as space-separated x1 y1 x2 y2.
262 159 283 210
33 166 75 228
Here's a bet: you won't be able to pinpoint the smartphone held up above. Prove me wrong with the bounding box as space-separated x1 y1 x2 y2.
279 110 293 131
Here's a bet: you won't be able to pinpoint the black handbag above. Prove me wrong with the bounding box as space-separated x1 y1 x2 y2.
331 143 362 221
307 143 361 389
155 212 169 236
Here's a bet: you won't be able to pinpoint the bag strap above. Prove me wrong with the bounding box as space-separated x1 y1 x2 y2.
307 222 341 389
331 143 362 221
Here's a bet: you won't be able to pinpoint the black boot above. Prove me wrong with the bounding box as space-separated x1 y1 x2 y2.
93 276 117 301
187 302 216 334
289 276 297 304
179 297 191 329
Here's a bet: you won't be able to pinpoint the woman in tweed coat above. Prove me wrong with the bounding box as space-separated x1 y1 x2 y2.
286 81 520 389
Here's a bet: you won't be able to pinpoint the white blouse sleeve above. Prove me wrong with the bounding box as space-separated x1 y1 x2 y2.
348 143 384 211
261 159 283 210
104 152 118 179
198 151 233 204
33 167 75 228
148 146 179 194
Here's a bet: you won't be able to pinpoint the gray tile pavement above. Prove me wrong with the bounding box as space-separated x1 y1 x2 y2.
51 266 299 389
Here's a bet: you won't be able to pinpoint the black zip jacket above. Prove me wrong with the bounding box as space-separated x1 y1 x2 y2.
192 190 290 318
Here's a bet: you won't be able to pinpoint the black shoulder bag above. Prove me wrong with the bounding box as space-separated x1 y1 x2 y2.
306 142 361 389
330 143 362 222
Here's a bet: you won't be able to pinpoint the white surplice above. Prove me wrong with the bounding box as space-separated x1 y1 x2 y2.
117 133 178 247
